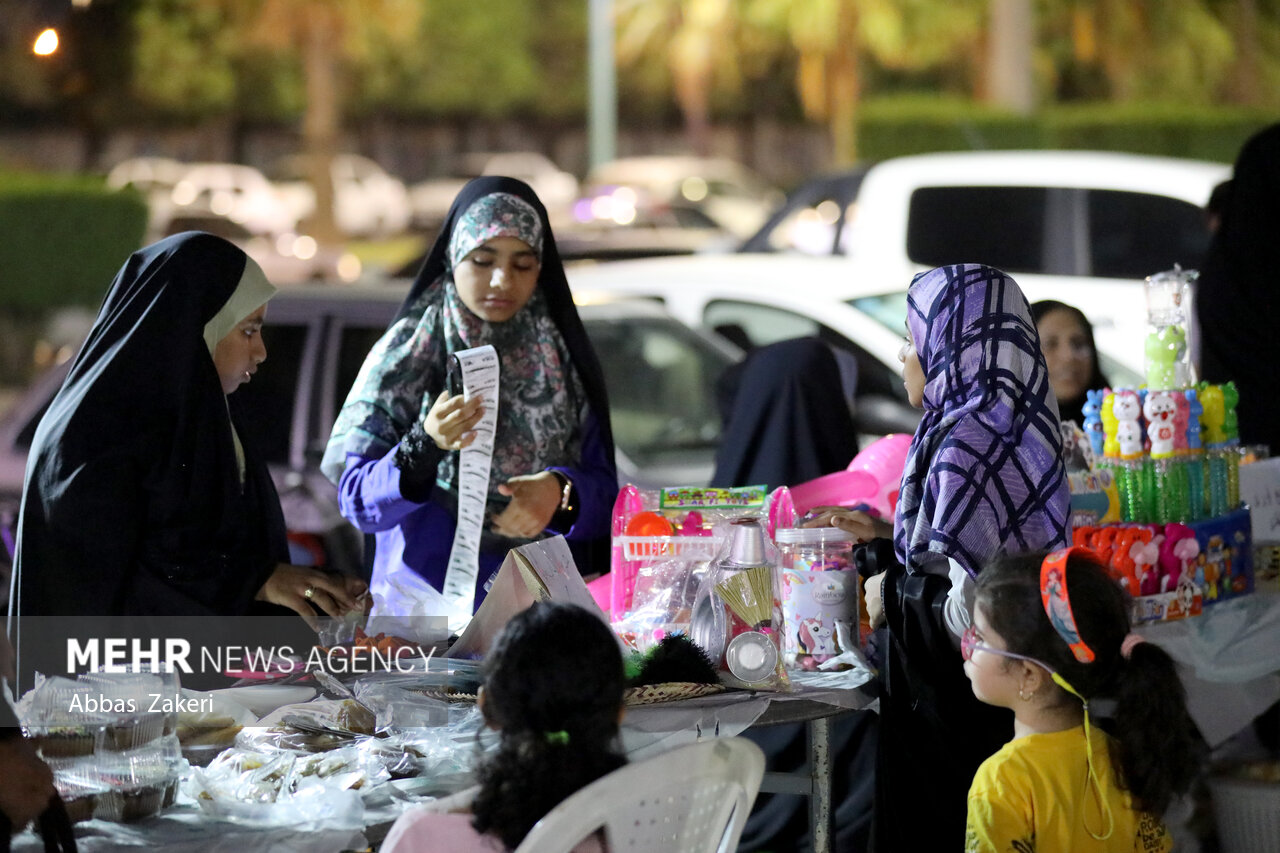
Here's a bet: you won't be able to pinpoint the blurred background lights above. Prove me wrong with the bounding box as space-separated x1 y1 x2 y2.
33 29 59 56
680 176 708 203
337 253 362 283
292 235 317 260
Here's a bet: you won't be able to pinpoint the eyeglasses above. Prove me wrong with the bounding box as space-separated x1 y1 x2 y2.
961 625 1056 674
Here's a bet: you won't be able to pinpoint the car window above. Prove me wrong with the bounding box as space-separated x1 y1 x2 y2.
335 325 387 415
702 299 909 406
1086 190 1210 279
765 198 849 255
585 317 728 467
907 186 1047 273
233 323 308 466
847 292 909 336
669 206 721 230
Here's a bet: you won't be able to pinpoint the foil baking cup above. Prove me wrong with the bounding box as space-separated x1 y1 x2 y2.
725 631 778 684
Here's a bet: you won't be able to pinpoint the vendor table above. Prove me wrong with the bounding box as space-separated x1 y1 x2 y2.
13 670 875 853
1143 589 1280 748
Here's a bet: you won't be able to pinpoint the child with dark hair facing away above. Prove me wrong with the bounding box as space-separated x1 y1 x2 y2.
381 600 627 853
963 548 1202 852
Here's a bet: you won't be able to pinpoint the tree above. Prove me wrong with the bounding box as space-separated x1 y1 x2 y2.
615 0 745 156
234 0 423 243
130 0 421 244
1041 0 1234 103
747 0 986 163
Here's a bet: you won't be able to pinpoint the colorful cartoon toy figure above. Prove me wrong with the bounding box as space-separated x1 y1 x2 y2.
1131 536 1163 596
1204 534 1234 600
1145 325 1186 390
1112 390 1144 459
1159 523 1200 592
1221 382 1240 444
1082 389 1107 458
1199 383 1227 446
1143 392 1179 459
1101 391 1119 458
1184 390 1203 451
1172 394 1190 454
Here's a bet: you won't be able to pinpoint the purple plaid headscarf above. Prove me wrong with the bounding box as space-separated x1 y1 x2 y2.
893 264 1070 577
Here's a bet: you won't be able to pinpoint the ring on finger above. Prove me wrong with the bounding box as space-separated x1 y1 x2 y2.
304 586 316 600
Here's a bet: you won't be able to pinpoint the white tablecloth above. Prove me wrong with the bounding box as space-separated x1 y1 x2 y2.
1143 590 1280 746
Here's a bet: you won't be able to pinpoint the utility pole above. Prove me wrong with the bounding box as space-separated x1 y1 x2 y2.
588 0 617 169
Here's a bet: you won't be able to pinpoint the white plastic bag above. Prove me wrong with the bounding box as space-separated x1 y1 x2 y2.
366 567 465 643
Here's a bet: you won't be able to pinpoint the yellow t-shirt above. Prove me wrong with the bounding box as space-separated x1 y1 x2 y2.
965 726 1171 853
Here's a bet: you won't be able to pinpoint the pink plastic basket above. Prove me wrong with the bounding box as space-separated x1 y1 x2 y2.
609 536 720 619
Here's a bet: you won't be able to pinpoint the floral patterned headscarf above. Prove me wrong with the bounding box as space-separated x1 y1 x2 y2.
448 192 543 270
893 264 1070 577
322 187 589 512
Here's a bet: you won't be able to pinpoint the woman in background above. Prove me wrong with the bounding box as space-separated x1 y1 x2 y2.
1030 299 1109 427
1196 122 1280 454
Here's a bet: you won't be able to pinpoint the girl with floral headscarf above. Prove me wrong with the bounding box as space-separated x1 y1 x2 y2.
323 177 617 617
807 264 1069 850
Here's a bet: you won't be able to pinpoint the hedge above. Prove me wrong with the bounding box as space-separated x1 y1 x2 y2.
855 97 1276 164
0 173 148 312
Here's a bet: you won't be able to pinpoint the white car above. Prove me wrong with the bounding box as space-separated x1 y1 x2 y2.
742 150 1230 373
583 156 784 239
568 253 1148 442
271 153 412 238
169 162 298 237
409 151 580 232
105 156 190 235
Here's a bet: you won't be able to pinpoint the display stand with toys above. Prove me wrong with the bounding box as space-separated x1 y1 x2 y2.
1068 267 1255 624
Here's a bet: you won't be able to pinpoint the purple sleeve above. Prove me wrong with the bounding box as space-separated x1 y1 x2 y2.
548 410 618 541
336 449 431 533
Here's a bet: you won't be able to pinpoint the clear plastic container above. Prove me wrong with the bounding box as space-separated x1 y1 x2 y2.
84 664 182 738
1144 266 1196 391
92 749 178 822
774 527 860 670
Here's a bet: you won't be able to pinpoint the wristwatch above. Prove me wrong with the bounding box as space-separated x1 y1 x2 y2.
550 470 575 513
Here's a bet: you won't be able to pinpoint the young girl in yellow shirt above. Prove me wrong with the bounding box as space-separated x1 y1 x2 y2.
963 548 1202 852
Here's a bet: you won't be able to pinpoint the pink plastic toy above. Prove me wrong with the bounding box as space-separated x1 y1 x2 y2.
789 433 911 519
1159 523 1200 592
1131 535 1163 596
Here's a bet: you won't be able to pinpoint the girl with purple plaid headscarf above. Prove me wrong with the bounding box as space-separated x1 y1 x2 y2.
809 264 1069 850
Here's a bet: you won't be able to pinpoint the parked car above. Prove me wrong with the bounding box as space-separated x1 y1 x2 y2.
583 156 784 239
409 151 579 232
163 212 363 285
567 253 1148 444
105 156 189 235
0 286 740 579
169 162 299 237
739 150 1230 371
270 153 412 238
558 185 738 259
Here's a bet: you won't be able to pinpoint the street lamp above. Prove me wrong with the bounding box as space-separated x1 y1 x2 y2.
33 28 60 57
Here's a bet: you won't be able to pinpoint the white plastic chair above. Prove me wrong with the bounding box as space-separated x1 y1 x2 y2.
514 737 766 853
